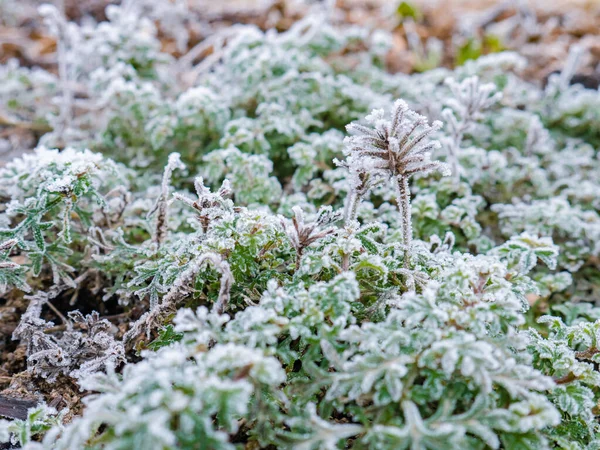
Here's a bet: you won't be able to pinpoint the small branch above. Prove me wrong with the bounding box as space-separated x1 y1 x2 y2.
281 206 339 273
295 247 304 271
124 253 234 343
150 153 185 248
46 301 69 326
554 372 577 385
44 311 132 334
0 113 53 132
213 260 233 315
575 347 600 361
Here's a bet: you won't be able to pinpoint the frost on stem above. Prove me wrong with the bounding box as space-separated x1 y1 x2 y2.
338 171 378 226
173 177 233 233
340 99 449 267
124 252 233 342
280 206 340 271
149 153 185 247
12 290 54 342
442 76 502 181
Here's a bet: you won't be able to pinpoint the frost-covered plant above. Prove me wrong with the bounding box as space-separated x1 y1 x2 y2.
201 146 282 206
0 237 28 293
529 315 600 448
339 100 449 267
0 404 63 448
173 176 233 233
492 198 600 273
2 1 600 449
149 152 185 247
124 250 234 342
0 146 130 288
13 290 125 382
45 343 285 450
0 60 58 130
280 206 340 270
441 76 502 181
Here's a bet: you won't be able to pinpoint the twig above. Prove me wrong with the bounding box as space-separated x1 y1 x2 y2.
0 113 53 132
46 301 69 326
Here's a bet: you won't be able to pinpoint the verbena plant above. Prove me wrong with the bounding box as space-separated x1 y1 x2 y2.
1 1 600 449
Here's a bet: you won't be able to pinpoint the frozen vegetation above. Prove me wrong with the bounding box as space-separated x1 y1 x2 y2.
0 1 600 449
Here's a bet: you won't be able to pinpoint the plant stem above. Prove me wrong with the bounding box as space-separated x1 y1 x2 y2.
448 115 471 184
295 247 303 271
46 300 69 326
342 189 364 270
448 140 460 184
341 252 350 272
397 176 412 268
343 190 360 225
0 114 53 132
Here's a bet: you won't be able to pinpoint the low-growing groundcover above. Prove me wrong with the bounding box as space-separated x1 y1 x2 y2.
1 1 600 449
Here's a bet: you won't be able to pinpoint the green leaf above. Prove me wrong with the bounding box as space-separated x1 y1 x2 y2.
147 325 183 351
397 1 422 21
455 38 482 66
